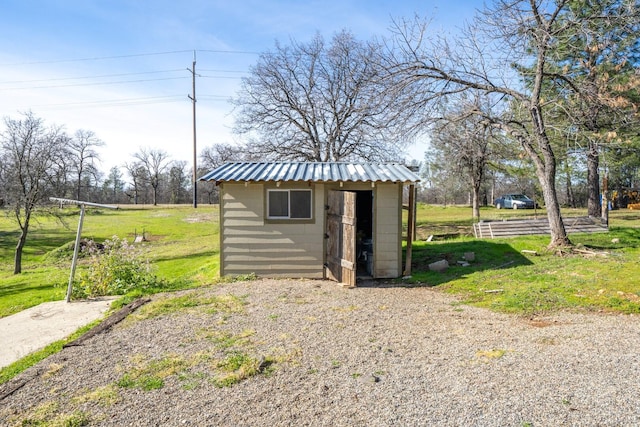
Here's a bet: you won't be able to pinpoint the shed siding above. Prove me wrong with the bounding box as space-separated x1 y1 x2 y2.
221 183 265 228
220 182 325 278
374 184 402 278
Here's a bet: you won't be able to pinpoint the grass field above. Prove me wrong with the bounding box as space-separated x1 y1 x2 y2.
2 203 640 318
407 205 640 314
0 205 220 317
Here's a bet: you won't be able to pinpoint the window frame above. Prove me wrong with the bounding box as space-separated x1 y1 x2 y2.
266 188 313 220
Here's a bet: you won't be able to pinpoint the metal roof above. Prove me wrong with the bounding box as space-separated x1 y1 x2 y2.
199 162 420 184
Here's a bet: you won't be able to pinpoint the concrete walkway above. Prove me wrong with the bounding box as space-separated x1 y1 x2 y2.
0 298 115 369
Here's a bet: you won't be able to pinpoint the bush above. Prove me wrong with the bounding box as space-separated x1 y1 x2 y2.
44 239 95 263
73 236 165 298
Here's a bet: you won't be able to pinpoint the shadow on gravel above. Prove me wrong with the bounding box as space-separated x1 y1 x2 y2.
357 240 533 288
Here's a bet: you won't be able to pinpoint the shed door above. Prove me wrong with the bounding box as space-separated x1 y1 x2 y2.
326 190 357 286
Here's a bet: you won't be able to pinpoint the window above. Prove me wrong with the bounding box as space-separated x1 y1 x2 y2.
267 189 312 219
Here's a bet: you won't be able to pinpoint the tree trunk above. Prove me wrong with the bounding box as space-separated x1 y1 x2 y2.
535 146 570 248
472 181 481 219
540 178 569 247
523 113 570 248
564 159 576 208
587 141 600 217
14 229 27 274
601 173 609 224
77 171 82 201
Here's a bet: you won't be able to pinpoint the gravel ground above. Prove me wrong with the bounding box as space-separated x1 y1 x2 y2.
1 278 639 426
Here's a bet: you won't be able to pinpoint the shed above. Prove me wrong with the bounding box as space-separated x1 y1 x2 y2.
199 162 420 286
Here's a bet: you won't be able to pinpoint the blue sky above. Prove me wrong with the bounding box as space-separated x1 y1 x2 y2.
0 0 480 172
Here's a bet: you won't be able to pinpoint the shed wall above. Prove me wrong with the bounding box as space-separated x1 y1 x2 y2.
219 181 404 280
220 182 325 278
374 184 403 278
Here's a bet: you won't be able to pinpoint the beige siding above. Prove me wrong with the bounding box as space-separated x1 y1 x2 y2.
219 181 405 280
221 183 265 227
220 182 325 278
374 184 402 278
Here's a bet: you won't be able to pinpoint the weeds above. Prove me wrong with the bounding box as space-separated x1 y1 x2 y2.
14 401 90 427
130 292 246 321
72 384 121 407
475 348 508 361
73 236 166 298
116 354 188 391
213 352 262 387
199 328 256 349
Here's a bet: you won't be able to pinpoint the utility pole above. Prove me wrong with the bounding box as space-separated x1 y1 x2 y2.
188 51 198 208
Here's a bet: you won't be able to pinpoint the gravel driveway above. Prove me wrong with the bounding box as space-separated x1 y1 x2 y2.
1 278 639 426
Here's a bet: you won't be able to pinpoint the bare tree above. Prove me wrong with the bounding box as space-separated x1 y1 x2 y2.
132 148 172 206
1 112 65 274
200 143 252 170
385 1 628 248
123 161 148 205
429 93 499 219
199 143 257 204
422 149 469 206
0 151 6 207
168 160 190 204
67 129 104 201
233 30 411 162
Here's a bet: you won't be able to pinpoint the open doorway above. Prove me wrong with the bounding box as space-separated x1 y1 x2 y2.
355 190 373 277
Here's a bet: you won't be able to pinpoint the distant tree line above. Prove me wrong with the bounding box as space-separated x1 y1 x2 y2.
0 112 249 274
0 113 249 210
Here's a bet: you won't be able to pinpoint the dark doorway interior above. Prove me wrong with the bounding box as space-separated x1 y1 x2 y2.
355 191 373 277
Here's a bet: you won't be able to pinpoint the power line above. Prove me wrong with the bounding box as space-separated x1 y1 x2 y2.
0 50 194 66
0 49 260 67
197 49 260 55
27 95 188 109
0 76 189 91
199 75 244 79
197 68 247 73
0 69 186 85
19 94 230 110
0 71 245 89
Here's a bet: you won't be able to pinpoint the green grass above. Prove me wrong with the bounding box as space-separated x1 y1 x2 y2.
410 204 601 239
3 203 640 319
129 291 247 321
116 354 188 391
405 205 640 315
0 205 220 317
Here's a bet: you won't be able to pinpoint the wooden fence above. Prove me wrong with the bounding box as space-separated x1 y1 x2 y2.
473 216 608 239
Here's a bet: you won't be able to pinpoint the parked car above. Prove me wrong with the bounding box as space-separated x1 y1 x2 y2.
494 194 536 209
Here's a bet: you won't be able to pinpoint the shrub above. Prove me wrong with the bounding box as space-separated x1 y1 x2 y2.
73 236 165 298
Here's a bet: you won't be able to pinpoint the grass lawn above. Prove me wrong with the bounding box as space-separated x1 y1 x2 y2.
405 205 640 315
0 205 220 317
2 203 640 318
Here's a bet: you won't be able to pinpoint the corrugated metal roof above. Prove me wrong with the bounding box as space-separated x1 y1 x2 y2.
199 162 420 184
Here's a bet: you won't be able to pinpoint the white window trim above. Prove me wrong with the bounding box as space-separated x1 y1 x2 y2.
267 189 312 220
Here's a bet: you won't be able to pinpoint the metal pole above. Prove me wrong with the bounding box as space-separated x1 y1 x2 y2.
189 51 198 208
403 184 415 277
66 204 86 302
50 197 118 302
